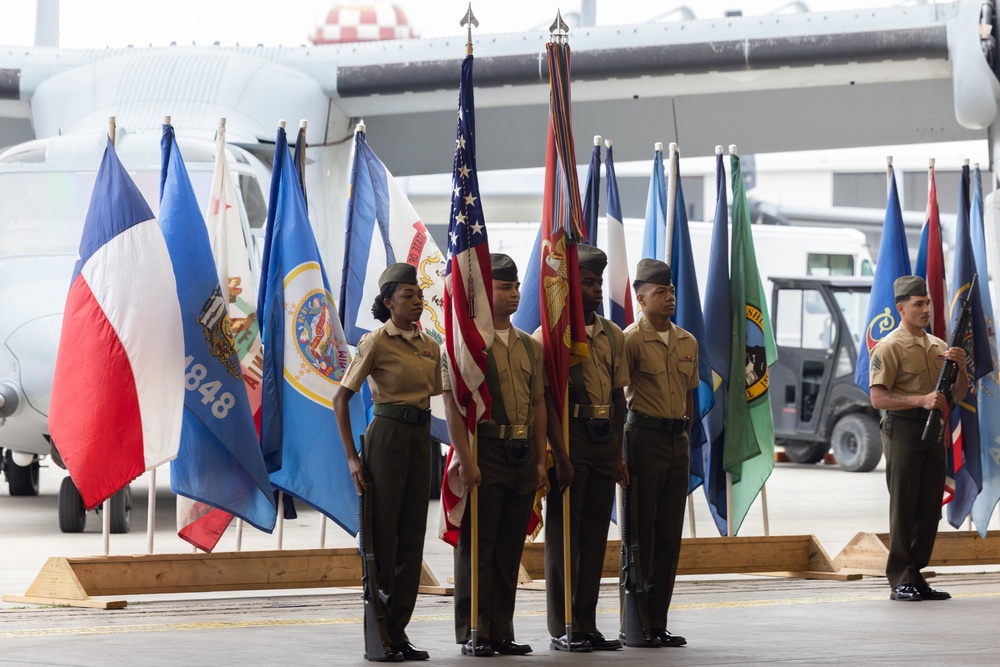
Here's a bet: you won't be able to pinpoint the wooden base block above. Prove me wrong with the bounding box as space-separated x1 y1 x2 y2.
2 594 127 610
834 530 1000 576
520 534 841 582
10 549 450 607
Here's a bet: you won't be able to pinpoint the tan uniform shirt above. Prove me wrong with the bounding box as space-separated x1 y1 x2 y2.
442 328 543 425
341 320 442 409
870 326 966 402
532 317 629 404
623 316 700 419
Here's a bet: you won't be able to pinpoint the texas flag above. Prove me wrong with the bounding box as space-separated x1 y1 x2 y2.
48 138 186 510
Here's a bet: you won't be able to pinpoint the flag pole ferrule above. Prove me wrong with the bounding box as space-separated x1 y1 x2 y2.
729 144 738 155
715 145 723 155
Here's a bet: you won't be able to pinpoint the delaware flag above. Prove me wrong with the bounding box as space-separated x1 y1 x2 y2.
160 124 276 548
669 152 715 493
970 164 1000 536
259 125 364 535
945 164 992 527
604 143 633 329
48 139 185 510
702 151 731 535
725 152 777 535
439 53 495 547
914 164 947 338
856 167 911 394
641 144 668 261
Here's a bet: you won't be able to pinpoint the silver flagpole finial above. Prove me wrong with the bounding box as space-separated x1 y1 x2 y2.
461 4 479 55
549 9 569 43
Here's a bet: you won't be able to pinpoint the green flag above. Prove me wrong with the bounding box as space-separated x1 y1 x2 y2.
724 153 777 535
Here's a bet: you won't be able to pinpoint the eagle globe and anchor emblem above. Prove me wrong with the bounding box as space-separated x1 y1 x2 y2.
285 261 349 407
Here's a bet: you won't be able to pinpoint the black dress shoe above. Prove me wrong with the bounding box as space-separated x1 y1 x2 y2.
915 584 951 600
582 632 622 651
364 650 404 662
890 584 923 601
393 643 429 661
619 631 662 648
549 633 592 651
461 640 494 657
490 640 533 655
652 629 687 647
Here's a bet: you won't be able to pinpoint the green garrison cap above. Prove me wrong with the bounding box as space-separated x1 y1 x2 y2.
634 258 672 286
578 244 608 275
490 253 518 282
893 275 927 299
378 262 417 289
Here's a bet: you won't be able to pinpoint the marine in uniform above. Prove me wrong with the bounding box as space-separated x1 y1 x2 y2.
869 275 967 602
538 245 628 652
334 262 442 661
442 253 548 657
620 258 698 647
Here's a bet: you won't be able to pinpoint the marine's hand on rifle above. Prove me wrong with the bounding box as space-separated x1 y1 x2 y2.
917 391 950 414
347 453 367 495
457 461 482 489
944 346 967 368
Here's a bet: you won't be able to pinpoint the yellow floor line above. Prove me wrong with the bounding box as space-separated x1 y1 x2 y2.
4 590 999 639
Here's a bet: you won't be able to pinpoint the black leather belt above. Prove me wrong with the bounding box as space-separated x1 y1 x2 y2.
887 408 930 421
478 423 532 440
626 410 688 434
372 404 431 425
569 403 611 420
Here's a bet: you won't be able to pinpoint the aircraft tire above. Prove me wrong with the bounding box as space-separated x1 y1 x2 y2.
832 413 882 473
110 485 132 534
781 440 829 465
6 451 40 496
58 476 87 533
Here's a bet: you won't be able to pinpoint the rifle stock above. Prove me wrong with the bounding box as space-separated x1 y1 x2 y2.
359 436 399 662
921 274 978 444
620 431 654 646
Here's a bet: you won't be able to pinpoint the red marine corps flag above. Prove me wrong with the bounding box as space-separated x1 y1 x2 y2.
534 15 590 537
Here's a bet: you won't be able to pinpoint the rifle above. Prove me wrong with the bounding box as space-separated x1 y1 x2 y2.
922 274 978 445
358 437 400 662
620 431 655 647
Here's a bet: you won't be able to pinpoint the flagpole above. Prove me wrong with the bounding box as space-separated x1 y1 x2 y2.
761 482 770 536
665 142 678 260
687 494 696 538
235 519 244 551
297 119 308 203
562 389 573 646
886 155 893 193
276 490 285 549
146 467 156 554
101 114 116 558
726 144 738 540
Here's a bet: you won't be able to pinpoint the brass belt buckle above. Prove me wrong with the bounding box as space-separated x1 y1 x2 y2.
592 405 610 419
510 424 527 439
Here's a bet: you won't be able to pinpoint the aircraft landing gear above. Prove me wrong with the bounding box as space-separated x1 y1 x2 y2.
58 479 132 534
4 449 40 496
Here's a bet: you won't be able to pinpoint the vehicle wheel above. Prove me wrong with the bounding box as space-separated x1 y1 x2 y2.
110 485 133 534
58 476 87 533
832 414 883 472
6 450 40 496
782 440 830 464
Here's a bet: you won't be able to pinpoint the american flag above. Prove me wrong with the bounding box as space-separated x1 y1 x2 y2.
439 53 494 547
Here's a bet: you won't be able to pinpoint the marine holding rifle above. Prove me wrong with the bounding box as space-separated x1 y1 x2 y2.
620 258 698 648
869 275 967 603
334 262 442 661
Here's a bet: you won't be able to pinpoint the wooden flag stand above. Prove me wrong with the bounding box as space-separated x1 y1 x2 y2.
520 534 859 584
833 530 1000 575
3 550 450 609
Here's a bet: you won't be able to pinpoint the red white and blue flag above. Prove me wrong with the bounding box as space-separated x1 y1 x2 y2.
48 138 186 510
604 143 634 329
439 53 495 547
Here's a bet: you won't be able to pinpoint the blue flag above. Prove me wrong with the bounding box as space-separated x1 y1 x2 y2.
669 152 716 494
604 144 634 329
946 164 993 527
970 165 1000 535
856 168 911 393
702 152 731 535
641 145 667 261
158 125 276 535
582 140 604 317
259 125 365 535
511 226 543 332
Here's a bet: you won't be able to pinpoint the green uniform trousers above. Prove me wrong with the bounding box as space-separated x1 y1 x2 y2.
454 436 537 643
882 413 946 589
544 418 618 637
364 415 431 646
619 425 689 633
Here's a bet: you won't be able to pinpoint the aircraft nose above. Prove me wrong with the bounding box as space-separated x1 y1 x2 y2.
5 314 62 417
